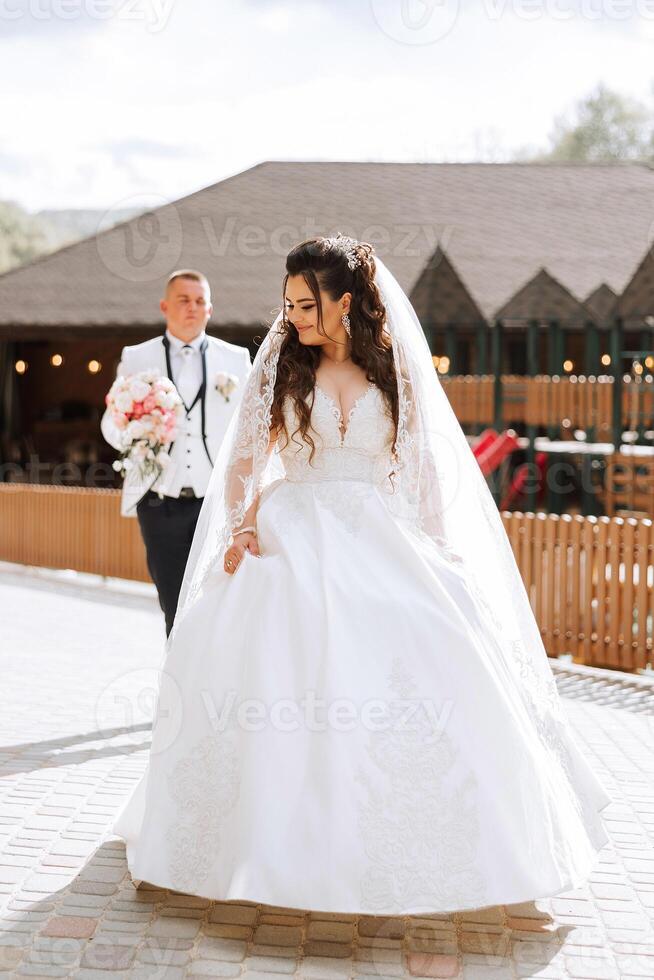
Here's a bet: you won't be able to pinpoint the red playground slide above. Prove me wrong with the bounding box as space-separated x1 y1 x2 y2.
472 428 499 460
473 429 520 477
500 451 548 510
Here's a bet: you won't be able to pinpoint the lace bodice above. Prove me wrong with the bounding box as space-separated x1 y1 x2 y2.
279 382 395 486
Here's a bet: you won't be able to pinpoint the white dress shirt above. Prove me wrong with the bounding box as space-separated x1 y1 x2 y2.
152 329 213 499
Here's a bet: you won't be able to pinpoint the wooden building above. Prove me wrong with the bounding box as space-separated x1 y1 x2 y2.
1 160 653 480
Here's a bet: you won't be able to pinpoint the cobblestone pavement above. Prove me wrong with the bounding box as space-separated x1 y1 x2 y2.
1 564 654 979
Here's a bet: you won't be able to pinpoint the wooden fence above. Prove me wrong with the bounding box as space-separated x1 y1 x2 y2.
601 454 654 518
0 484 149 582
524 376 614 436
1 486 652 673
503 511 653 672
441 374 654 434
439 375 500 425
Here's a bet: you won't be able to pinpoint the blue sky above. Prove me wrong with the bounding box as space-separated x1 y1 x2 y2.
1 0 653 211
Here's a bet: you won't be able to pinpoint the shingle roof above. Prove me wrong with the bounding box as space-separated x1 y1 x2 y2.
409 246 486 326
614 243 654 324
584 283 618 329
494 268 594 328
0 160 652 333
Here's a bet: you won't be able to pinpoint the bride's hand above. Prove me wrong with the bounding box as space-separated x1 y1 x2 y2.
223 531 260 575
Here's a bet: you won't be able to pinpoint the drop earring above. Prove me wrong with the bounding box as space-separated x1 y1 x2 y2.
342 313 351 337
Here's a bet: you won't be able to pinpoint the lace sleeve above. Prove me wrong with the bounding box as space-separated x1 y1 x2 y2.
173 319 286 623
220 321 287 547
225 424 279 541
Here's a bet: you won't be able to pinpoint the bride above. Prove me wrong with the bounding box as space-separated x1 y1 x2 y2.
110 234 611 916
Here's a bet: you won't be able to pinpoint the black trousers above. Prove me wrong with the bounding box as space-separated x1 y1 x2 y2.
136 490 204 637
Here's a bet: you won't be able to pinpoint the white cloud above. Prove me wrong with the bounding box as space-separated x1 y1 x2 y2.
1 0 652 210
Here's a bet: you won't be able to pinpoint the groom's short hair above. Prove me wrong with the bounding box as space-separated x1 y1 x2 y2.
165 269 210 295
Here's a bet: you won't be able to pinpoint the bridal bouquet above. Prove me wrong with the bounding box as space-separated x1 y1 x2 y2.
105 370 184 479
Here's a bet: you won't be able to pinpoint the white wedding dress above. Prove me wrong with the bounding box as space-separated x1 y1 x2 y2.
110 380 611 916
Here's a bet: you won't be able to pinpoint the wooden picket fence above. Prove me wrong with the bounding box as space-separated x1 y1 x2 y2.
1 485 652 672
503 511 653 672
601 454 654 518
439 375 500 425
441 374 654 434
524 376 614 436
0 483 149 582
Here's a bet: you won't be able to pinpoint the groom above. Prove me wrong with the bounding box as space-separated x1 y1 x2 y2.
101 269 252 636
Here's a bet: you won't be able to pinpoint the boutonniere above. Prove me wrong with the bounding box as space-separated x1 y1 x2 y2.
215 371 239 402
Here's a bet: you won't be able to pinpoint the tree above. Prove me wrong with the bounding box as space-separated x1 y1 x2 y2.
543 82 654 163
0 201 51 275
0 202 144 275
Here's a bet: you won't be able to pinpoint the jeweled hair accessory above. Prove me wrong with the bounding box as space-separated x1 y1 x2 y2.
324 233 361 271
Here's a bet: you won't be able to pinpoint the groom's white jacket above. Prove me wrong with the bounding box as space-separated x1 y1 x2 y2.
101 333 252 518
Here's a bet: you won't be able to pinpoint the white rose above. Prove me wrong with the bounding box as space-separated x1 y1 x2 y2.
113 392 133 413
127 420 147 440
159 391 180 410
129 377 151 402
215 371 239 400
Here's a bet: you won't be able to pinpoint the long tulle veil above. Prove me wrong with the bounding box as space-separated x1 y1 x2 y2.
169 251 569 746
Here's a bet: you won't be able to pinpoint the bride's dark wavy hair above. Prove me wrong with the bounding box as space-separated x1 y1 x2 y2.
270 236 399 464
